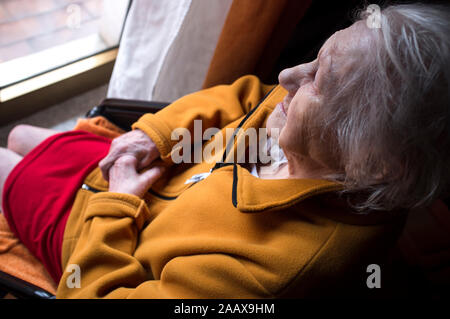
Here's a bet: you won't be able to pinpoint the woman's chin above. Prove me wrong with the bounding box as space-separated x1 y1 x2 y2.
277 127 287 148
266 107 287 138
267 123 286 140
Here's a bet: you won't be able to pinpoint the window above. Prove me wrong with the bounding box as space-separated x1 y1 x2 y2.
0 0 130 124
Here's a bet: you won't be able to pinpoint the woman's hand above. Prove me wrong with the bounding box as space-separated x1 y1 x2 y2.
99 129 160 181
108 155 165 197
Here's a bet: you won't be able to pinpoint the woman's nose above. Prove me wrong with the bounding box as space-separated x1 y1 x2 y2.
278 67 300 95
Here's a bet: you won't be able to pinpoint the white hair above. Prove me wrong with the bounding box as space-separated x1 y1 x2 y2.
320 3 450 212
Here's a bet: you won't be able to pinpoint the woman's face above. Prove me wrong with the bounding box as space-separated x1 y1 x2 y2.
267 21 367 170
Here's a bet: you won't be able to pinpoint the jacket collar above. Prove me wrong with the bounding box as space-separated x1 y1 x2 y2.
219 84 406 225
233 164 342 212
233 164 407 225
223 85 343 211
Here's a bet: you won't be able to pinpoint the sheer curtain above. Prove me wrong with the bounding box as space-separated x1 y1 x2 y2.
107 0 232 102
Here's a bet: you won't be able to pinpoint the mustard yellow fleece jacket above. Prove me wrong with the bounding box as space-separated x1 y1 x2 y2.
56 75 406 298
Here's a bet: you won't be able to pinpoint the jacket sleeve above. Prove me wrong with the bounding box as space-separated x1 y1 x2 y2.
131 75 275 163
56 192 272 299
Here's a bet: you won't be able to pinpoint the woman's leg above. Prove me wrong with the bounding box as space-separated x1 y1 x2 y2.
0 147 23 210
7 124 60 157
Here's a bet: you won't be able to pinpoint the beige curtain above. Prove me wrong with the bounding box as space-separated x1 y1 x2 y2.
202 0 312 88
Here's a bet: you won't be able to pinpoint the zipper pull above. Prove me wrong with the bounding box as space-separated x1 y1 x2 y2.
81 183 101 193
184 172 211 184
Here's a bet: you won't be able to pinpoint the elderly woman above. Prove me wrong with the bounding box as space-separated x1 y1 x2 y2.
1 3 449 298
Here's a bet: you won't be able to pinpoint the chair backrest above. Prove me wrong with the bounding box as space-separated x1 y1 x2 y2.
387 199 450 298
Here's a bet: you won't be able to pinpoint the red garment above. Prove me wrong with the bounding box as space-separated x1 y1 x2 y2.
2 130 112 283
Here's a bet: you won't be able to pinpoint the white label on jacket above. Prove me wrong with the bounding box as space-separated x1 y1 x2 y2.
184 172 211 184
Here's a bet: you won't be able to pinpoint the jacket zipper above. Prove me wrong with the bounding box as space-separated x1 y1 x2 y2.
211 86 275 173
212 87 275 208
148 189 178 200
81 183 102 193
82 183 178 201
82 88 275 202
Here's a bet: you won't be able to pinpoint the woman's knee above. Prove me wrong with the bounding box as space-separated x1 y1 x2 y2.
0 147 22 209
7 124 58 157
7 124 30 155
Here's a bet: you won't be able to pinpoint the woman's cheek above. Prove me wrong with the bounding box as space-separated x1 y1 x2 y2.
279 100 312 157
279 113 299 152
266 105 287 138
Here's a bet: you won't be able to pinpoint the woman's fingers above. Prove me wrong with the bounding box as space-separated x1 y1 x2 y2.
108 155 138 195
136 146 160 171
99 143 121 181
99 129 161 182
108 155 165 197
110 155 139 180
99 136 131 181
140 166 166 188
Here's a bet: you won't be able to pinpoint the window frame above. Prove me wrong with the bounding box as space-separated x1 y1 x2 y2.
0 0 132 126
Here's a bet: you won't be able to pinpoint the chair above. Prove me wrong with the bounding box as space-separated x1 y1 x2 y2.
2 96 450 299
0 98 169 299
0 270 55 299
1 0 449 299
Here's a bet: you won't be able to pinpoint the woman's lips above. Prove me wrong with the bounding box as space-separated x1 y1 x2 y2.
276 102 287 118
280 101 287 115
